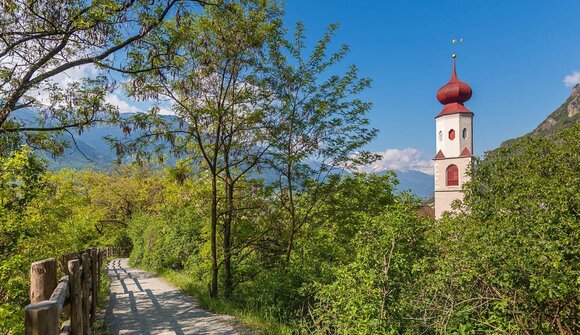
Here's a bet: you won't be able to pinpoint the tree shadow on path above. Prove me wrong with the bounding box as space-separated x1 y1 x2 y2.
105 259 251 335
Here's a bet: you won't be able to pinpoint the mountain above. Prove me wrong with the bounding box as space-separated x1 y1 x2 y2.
365 168 433 199
532 83 580 137
10 109 119 169
502 83 580 147
12 110 434 197
390 170 433 198
44 124 119 170
37 125 434 197
256 164 434 199
8 111 179 170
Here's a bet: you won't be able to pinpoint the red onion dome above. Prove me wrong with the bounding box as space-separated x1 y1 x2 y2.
435 58 473 118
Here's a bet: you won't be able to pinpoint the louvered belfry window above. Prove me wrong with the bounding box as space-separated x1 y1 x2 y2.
446 165 459 186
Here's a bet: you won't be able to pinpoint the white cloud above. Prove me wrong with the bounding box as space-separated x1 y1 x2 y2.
59 64 99 86
157 103 174 115
32 64 99 105
105 93 143 114
358 148 433 175
7 61 145 115
564 71 580 87
53 66 144 114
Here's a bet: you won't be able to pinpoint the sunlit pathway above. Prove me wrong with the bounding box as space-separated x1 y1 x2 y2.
105 258 253 335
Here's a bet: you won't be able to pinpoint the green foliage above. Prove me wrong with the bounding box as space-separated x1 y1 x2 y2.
114 126 577 334
299 177 427 334
0 0 195 154
0 150 143 334
0 148 50 333
1 2 577 334
3 123 576 334
416 124 579 334
129 206 206 271
124 170 431 334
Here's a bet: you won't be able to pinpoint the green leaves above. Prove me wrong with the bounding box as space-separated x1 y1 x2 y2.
302 176 427 334
0 146 46 211
417 124 580 334
1 0 193 154
0 152 161 333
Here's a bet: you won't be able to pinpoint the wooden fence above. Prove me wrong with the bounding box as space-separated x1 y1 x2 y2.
24 246 130 335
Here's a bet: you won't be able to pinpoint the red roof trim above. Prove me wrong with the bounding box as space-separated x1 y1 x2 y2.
435 103 473 118
434 150 445 160
460 147 471 157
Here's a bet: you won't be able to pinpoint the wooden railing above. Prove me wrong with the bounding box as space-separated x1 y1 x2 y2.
24 246 130 335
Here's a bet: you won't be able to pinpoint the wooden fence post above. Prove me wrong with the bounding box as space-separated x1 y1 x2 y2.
90 248 98 326
25 300 59 335
97 249 103 295
30 258 56 303
25 249 114 335
81 252 90 335
68 259 83 335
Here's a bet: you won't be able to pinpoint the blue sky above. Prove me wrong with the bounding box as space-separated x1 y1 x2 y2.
281 0 580 168
65 0 578 173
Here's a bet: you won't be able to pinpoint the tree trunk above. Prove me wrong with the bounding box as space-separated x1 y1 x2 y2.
223 172 234 298
285 226 295 267
210 172 219 298
284 161 297 268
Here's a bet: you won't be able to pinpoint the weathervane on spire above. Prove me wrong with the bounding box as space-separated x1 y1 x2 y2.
451 37 463 59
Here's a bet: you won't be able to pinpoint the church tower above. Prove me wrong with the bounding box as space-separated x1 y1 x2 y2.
434 56 473 218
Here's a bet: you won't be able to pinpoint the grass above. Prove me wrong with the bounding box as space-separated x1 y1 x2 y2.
92 257 113 335
151 268 295 335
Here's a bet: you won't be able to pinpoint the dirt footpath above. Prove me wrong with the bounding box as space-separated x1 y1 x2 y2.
105 258 254 335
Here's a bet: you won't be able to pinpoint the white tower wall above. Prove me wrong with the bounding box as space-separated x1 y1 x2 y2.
434 113 473 219
435 114 473 156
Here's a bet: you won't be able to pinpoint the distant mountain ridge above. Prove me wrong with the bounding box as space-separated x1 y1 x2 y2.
20 120 433 198
380 169 433 199
10 109 434 197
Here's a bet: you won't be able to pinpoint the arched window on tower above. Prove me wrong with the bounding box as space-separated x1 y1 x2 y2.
439 131 442 141
449 129 455 140
462 128 468 139
446 165 459 186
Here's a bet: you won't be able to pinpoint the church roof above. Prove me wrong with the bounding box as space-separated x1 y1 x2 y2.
436 58 473 118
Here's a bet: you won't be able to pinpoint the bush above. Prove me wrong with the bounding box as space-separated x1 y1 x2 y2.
416 124 580 334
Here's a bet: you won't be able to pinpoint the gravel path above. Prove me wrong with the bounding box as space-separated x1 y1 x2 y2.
105 258 254 335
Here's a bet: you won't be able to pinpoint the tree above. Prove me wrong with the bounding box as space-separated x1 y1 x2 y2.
262 22 378 268
115 0 281 297
76 164 166 242
304 197 428 335
0 149 106 333
0 0 209 154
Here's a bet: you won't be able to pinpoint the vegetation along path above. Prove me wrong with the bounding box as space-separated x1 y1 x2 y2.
105 259 253 335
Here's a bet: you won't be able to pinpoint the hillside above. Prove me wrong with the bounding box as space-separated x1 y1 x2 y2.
533 83 580 137
502 83 579 147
